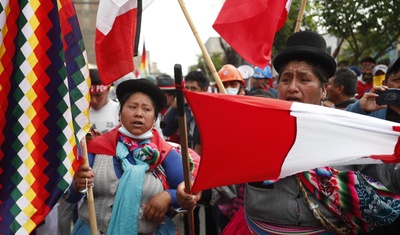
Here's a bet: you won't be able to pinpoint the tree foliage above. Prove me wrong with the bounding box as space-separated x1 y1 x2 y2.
312 0 400 64
189 0 400 73
188 52 224 81
273 0 318 56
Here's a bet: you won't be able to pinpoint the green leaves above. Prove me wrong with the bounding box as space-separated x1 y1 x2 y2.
313 0 400 64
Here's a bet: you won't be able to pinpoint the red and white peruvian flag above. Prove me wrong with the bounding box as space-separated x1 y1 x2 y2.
183 91 400 192
95 0 138 85
213 0 292 68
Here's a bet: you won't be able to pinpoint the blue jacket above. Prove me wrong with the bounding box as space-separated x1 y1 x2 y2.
346 100 387 119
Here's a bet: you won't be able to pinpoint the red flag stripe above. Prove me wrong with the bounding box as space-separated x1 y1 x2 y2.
184 91 400 192
213 0 291 68
185 91 296 192
95 0 138 85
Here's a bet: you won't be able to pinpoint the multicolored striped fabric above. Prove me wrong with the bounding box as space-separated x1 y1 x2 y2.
246 216 331 235
0 0 90 234
299 168 400 234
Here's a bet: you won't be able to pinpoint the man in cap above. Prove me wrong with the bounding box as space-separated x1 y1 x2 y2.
89 68 120 134
156 74 177 142
157 74 176 110
356 57 376 98
160 71 211 235
372 64 388 87
348 57 400 123
161 72 209 148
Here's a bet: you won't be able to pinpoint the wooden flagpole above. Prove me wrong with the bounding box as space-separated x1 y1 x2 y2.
177 0 226 94
81 137 98 235
295 0 308 32
174 64 195 235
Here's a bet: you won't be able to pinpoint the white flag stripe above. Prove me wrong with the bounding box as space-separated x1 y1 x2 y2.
279 102 400 178
332 158 384 166
96 0 137 35
285 0 292 12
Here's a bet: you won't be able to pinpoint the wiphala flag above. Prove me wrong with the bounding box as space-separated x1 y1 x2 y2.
0 0 90 234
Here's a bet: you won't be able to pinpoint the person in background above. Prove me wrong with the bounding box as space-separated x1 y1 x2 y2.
184 71 214 235
250 65 278 98
156 74 177 143
157 74 176 110
349 65 361 78
146 74 157 85
57 196 77 235
178 31 400 235
356 57 376 99
186 72 224 234
108 74 137 102
372 64 388 87
33 203 60 235
66 79 197 234
161 70 211 235
216 64 246 95
346 57 400 234
326 68 358 110
88 68 119 134
337 60 349 68
247 89 275 98
162 71 209 150
208 66 247 233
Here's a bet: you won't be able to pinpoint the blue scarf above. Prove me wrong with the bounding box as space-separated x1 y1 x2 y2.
107 140 154 234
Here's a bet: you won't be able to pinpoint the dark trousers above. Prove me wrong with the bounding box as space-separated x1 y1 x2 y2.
205 205 219 235
184 205 219 235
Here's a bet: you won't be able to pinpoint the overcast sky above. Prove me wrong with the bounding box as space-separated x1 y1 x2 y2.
140 0 224 76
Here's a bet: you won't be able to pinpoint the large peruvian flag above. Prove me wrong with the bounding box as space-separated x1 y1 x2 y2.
184 91 400 192
95 0 139 85
213 0 292 68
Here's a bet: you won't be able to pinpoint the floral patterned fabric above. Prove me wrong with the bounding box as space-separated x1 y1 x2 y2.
298 167 400 234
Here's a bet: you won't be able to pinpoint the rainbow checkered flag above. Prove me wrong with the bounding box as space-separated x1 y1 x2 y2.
0 0 90 234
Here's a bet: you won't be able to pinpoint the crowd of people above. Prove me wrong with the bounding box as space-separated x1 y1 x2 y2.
33 30 400 235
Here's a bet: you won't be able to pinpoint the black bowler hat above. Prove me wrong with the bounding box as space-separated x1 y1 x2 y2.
273 31 337 78
116 79 166 113
387 57 400 76
156 74 175 90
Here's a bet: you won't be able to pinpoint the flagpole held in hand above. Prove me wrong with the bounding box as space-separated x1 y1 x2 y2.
174 64 195 235
177 0 226 94
295 0 308 32
81 137 98 235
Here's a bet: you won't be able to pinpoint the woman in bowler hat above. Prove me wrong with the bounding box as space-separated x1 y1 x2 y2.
66 79 198 234
178 31 400 235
